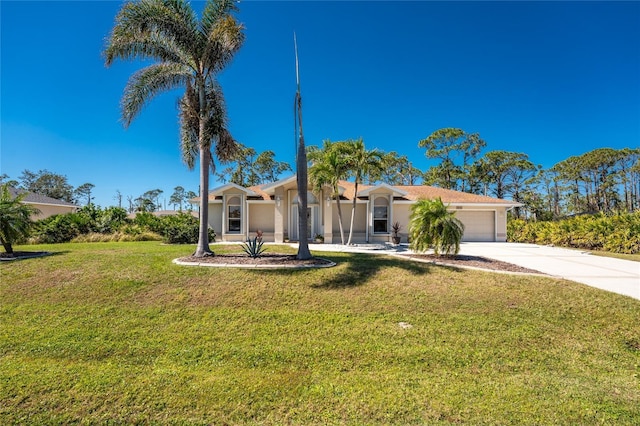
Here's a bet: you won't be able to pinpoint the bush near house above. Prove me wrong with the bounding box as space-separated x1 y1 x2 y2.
156 212 216 244
30 207 213 245
508 212 640 254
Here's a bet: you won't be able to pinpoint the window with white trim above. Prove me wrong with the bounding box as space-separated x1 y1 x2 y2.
227 196 241 233
373 197 389 233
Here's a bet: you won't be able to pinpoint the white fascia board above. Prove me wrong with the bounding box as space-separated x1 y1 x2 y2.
332 199 367 204
209 182 257 196
357 183 408 197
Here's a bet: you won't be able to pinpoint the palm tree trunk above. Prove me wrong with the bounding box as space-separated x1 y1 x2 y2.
0 238 13 255
335 190 345 245
194 79 213 257
295 97 311 260
346 181 357 245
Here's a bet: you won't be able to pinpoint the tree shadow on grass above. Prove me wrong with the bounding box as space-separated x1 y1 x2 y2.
0 250 69 262
308 252 432 290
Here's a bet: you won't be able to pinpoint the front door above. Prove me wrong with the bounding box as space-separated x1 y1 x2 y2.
291 206 316 241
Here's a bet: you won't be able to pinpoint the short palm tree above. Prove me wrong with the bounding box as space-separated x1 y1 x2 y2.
409 198 465 256
308 140 351 245
344 138 384 245
0 185 39 255
104 0 244 257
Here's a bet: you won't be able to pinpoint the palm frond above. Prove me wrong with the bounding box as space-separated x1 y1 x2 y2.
201 0 239 35
0 185 38 253
203 15 245 74
179 90 199 171
105 31 194 69
213 128 239 164
409 198 464 255
179 77 238 169
105 0 200 67
122 62 191 126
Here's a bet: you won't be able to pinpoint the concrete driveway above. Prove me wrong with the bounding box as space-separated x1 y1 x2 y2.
458 243 640 301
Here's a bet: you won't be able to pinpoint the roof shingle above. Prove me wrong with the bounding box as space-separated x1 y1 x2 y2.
7 187 78 207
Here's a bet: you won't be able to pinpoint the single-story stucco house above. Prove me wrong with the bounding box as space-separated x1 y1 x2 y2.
8 187 79 220
194 176 521 244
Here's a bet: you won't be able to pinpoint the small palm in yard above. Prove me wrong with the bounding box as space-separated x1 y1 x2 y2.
0 184 39 255
409 197 464 256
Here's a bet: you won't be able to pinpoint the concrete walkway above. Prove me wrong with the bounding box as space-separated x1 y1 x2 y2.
305 242 640 301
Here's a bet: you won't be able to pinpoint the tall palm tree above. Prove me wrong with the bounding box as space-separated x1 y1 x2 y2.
308 140 351 245
409 198 465 256
104 0 244 257
344 138 384 245
0 185 39 255
293 34 311 259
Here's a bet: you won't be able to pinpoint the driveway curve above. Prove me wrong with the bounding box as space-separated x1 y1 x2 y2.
458 243 640 300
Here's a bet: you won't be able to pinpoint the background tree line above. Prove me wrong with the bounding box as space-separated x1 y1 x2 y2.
301 129 638 220
415 128 639 219
0 170 199 214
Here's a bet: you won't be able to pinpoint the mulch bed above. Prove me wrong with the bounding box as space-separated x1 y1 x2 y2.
3 249 541 275
178 253 334 267
178 252 542 274
402 253 544 274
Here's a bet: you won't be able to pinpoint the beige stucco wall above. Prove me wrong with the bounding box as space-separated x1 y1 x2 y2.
248 203 275 235
207 203 223 239
391 203 411 242
331 202 367 242
332 202 367 233
29 203 77 220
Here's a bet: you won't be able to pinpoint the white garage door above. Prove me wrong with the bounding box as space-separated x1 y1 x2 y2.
454 210 495 242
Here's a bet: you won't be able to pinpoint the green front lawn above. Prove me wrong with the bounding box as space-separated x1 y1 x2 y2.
1 242 639 424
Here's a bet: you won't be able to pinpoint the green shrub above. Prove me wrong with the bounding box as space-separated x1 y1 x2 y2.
157 212 215 244
132 212 162 233
31 209 214 246
508 212 640 254
96 206 128 233
33 214 84 243
72 231 162 243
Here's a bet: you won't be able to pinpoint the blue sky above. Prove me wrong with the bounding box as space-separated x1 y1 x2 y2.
2 0 639 208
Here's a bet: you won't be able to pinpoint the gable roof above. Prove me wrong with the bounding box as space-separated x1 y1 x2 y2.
8 187 78 207
197 178 521 206
356 183 408 198
208 182 257 197
260 175 297 195
337 181 519 205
